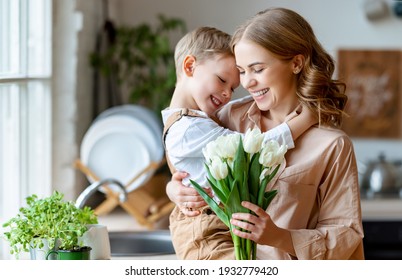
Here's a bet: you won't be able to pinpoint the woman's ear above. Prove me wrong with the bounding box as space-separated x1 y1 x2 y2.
292 54 305 74
183 55 196 77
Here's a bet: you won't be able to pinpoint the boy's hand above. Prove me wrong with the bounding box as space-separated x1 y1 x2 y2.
287 103 318 141
298 103 318 127
166 171 211 217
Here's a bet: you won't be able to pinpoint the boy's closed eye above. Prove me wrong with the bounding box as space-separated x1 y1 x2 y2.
217 76 226 83
218 76 235 93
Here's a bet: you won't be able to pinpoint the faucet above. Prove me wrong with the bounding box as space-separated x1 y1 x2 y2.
75 178 128 209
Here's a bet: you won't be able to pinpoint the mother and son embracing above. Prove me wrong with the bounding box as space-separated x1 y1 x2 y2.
161 7 364 260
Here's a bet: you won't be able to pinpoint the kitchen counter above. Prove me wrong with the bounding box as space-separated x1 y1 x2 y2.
97 207 177 260
111 254 176 260
97 206 170 232
361 198 402 220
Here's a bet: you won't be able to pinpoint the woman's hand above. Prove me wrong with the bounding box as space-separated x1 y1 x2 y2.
230 201 295 255
166 171 211 217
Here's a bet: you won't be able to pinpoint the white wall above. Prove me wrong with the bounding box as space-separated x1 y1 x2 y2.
52 0 103 200
108 0 402 168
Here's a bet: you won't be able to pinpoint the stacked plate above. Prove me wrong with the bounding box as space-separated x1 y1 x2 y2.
80 105 164 193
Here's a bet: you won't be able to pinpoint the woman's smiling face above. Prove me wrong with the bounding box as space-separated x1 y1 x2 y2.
234 39 299 115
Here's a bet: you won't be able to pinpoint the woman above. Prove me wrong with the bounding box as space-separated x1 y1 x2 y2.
166 7 364 260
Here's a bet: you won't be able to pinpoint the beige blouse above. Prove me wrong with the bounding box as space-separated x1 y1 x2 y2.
217 96 365 260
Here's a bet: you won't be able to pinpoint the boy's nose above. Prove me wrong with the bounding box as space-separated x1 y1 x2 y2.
222 88 231 98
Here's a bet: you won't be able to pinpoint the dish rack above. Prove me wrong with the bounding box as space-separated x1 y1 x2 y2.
74 158 174 230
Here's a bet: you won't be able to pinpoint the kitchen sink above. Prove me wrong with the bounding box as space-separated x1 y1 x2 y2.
108 230 175 256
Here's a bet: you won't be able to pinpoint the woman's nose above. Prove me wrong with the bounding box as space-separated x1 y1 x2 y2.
241 74 256 89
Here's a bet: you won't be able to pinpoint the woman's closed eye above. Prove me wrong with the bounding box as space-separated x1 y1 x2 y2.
237 68 264 75
252 67 264 74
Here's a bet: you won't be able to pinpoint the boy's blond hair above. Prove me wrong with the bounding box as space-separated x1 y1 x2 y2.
174 26 233 80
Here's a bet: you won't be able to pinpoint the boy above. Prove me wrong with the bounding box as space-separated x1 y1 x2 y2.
161 27 315 259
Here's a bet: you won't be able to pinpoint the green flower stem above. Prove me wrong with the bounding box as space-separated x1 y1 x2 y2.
246 238 252 259
231 230 242 260
252 242 257 260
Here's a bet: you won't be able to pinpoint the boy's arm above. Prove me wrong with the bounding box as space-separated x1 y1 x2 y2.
262 123 294 149
262 104 317 149
286 104 318 140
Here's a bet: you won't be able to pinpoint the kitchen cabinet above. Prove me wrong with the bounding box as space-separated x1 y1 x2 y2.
361 198 402 259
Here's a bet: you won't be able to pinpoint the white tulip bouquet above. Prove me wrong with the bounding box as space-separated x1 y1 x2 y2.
190 127 287 260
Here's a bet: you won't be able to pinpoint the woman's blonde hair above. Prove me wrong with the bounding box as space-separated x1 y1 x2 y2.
231 7 347 127
174 26 233 79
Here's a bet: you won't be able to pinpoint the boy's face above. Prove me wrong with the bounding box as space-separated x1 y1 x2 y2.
190 54 240 116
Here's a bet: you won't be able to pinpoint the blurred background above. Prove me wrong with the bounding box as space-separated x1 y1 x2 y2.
1 0 402 259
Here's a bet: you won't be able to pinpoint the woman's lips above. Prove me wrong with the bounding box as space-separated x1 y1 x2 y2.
250 88 270 98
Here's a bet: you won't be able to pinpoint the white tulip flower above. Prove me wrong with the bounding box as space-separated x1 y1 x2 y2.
203 140 219 163
215 134 240 160
209 156 228 180
243 127 264 154
259 140 287 168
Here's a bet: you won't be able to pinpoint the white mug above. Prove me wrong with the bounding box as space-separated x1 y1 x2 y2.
81 224 111 260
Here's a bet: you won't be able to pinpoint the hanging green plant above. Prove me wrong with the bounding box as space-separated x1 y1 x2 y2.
90 14 187 115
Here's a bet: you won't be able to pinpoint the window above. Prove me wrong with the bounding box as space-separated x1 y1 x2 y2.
0 0 51 259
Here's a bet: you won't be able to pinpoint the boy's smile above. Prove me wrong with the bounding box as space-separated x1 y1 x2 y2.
190 54 240 116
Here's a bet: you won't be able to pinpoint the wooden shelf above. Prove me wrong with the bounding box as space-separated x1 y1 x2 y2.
74 159 174 230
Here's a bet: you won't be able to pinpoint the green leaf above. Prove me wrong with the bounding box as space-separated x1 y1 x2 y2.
239 171 250 203
190 180 230 227
262 190 278 211
206 177 228 205
217 179 231 202
2 191 98 255
249 194 257 204
205 163 217 186
225 161 234 185
248 152 261 200
232 137 247 185
226 179 248 217
267 164 281 181
258 164 281 206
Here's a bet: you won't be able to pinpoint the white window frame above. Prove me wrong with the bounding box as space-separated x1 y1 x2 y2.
0 0 52 259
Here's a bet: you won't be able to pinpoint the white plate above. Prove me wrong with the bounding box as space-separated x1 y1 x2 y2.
94 105 164 162
85 133 150 193
81 115 156 192
82 115 160 164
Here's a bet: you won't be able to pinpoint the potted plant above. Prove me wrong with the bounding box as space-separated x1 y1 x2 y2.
90 14 187 115
2 191 98 259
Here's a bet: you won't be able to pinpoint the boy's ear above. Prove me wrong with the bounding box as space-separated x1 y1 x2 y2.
183 55 196 77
